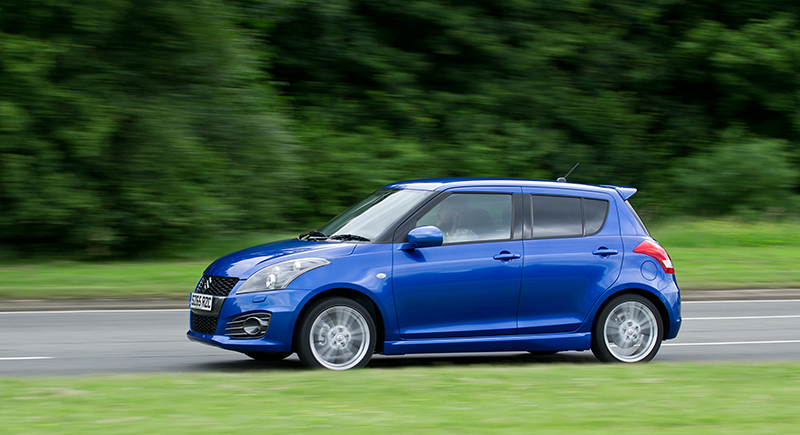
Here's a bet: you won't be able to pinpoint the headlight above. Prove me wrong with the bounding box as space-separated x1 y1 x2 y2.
236 258 331 294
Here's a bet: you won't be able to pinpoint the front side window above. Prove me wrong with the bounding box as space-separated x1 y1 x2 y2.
531 195 610 239
417 193 513 244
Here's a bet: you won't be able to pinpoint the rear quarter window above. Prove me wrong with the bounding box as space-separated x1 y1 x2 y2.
584 198 609 236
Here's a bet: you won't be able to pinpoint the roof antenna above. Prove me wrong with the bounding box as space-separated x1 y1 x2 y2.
557 163 579 183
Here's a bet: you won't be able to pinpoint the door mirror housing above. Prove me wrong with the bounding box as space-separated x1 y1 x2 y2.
401 226 443 250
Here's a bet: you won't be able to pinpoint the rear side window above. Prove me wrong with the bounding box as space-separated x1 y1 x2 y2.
532 196 582 238
531 195 610 239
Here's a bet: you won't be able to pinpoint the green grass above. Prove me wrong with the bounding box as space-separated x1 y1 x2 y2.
648 219 800 290
0 260 207 299
2 220 800 300
649 218 800 248
667 247 800 289
2 363 799 434
0 232 294 300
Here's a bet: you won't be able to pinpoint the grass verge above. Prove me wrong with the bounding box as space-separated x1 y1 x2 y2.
2 363 799 434
2 219 800 300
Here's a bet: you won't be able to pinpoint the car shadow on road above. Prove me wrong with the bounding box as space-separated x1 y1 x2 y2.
191 351 599 372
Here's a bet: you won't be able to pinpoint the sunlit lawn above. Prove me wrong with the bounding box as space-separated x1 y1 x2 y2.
0 232 294 300
1 363 798 434
650 219 800 290
2 220 800 300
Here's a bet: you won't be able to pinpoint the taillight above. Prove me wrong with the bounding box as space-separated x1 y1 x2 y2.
633 240 674 274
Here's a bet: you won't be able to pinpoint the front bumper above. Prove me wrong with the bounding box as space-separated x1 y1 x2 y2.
186 289 312 353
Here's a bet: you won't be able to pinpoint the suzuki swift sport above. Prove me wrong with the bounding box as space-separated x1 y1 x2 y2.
187 178 681 369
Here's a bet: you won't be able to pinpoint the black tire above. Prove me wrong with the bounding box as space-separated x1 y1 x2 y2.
591 293 663 363
244 352 291 362
296 297 377 370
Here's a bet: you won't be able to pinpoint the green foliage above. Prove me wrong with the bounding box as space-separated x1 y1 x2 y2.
4 0 800 258
671 128 797 215
0 0 294 257
264 0 800 218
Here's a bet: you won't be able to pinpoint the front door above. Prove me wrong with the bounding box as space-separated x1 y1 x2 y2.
392 191 523 339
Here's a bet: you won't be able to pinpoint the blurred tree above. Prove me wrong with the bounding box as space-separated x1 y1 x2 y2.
257 0 800 218
0 0 294 256
671 127 797 215
5 0 800 259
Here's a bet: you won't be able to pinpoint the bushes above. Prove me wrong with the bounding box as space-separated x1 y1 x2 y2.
2 0 800 258
0 0 292 257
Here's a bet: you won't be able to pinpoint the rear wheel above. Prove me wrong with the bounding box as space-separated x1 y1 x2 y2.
591 294 662 363
296 297 376 370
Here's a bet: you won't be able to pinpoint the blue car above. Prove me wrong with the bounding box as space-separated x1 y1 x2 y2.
187 178 681 369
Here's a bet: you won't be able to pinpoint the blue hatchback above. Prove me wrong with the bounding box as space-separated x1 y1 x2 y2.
187 178 681 369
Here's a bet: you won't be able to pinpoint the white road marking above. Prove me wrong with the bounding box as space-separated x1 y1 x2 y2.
685 315 800 320
0 309 185 315
0 357 54 361
664 340 800 347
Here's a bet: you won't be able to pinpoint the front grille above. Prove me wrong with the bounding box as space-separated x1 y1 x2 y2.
226 313 272 339
194 275 239 297
191 312 220 335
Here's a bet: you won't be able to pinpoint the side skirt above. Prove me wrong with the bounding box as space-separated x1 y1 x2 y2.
382 332 591 356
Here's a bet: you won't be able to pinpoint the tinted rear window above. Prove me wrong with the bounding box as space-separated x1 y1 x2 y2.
532 196 583 238
531 195 610 238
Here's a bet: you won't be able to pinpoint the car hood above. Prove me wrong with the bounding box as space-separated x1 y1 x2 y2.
203 239 357 279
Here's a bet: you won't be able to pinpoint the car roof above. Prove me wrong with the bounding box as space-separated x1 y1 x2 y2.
382 178 637 200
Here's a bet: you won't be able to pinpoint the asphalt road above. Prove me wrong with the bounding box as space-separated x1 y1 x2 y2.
2 299 799 376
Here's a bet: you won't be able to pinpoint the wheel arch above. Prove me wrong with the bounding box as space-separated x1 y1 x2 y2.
590 288 672 340
291 288 386 354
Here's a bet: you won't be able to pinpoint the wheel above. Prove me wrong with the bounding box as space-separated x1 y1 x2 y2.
244 352 291 362
591 294 663 363
296 297 376 370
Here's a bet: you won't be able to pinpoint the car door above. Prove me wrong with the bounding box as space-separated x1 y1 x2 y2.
392 188 523 339
518 189 623 334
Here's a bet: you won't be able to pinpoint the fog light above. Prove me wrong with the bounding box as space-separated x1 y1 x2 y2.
243 316 267 336
225 313 272 339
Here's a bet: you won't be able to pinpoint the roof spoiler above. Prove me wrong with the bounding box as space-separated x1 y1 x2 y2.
599 185 637 201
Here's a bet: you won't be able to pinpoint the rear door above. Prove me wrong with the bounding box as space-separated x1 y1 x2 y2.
518 189 623 334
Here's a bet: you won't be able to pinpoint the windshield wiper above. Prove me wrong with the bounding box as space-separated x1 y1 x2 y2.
329 234 371 242
298 230 329 241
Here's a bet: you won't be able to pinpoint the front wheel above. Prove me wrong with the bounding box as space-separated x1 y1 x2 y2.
296 297 376 370
591 294 663 363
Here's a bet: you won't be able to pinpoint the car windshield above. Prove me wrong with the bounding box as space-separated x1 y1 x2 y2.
317 189 432 241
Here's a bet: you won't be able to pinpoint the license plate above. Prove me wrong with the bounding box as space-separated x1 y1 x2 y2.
190 293 213 312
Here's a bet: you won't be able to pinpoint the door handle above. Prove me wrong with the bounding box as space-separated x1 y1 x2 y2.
592 248 619 257
493 252 521 261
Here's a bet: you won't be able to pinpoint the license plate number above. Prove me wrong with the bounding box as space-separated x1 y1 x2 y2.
190 293 213 312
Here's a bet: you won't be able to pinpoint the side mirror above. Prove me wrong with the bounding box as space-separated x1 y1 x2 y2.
401 226 443 250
